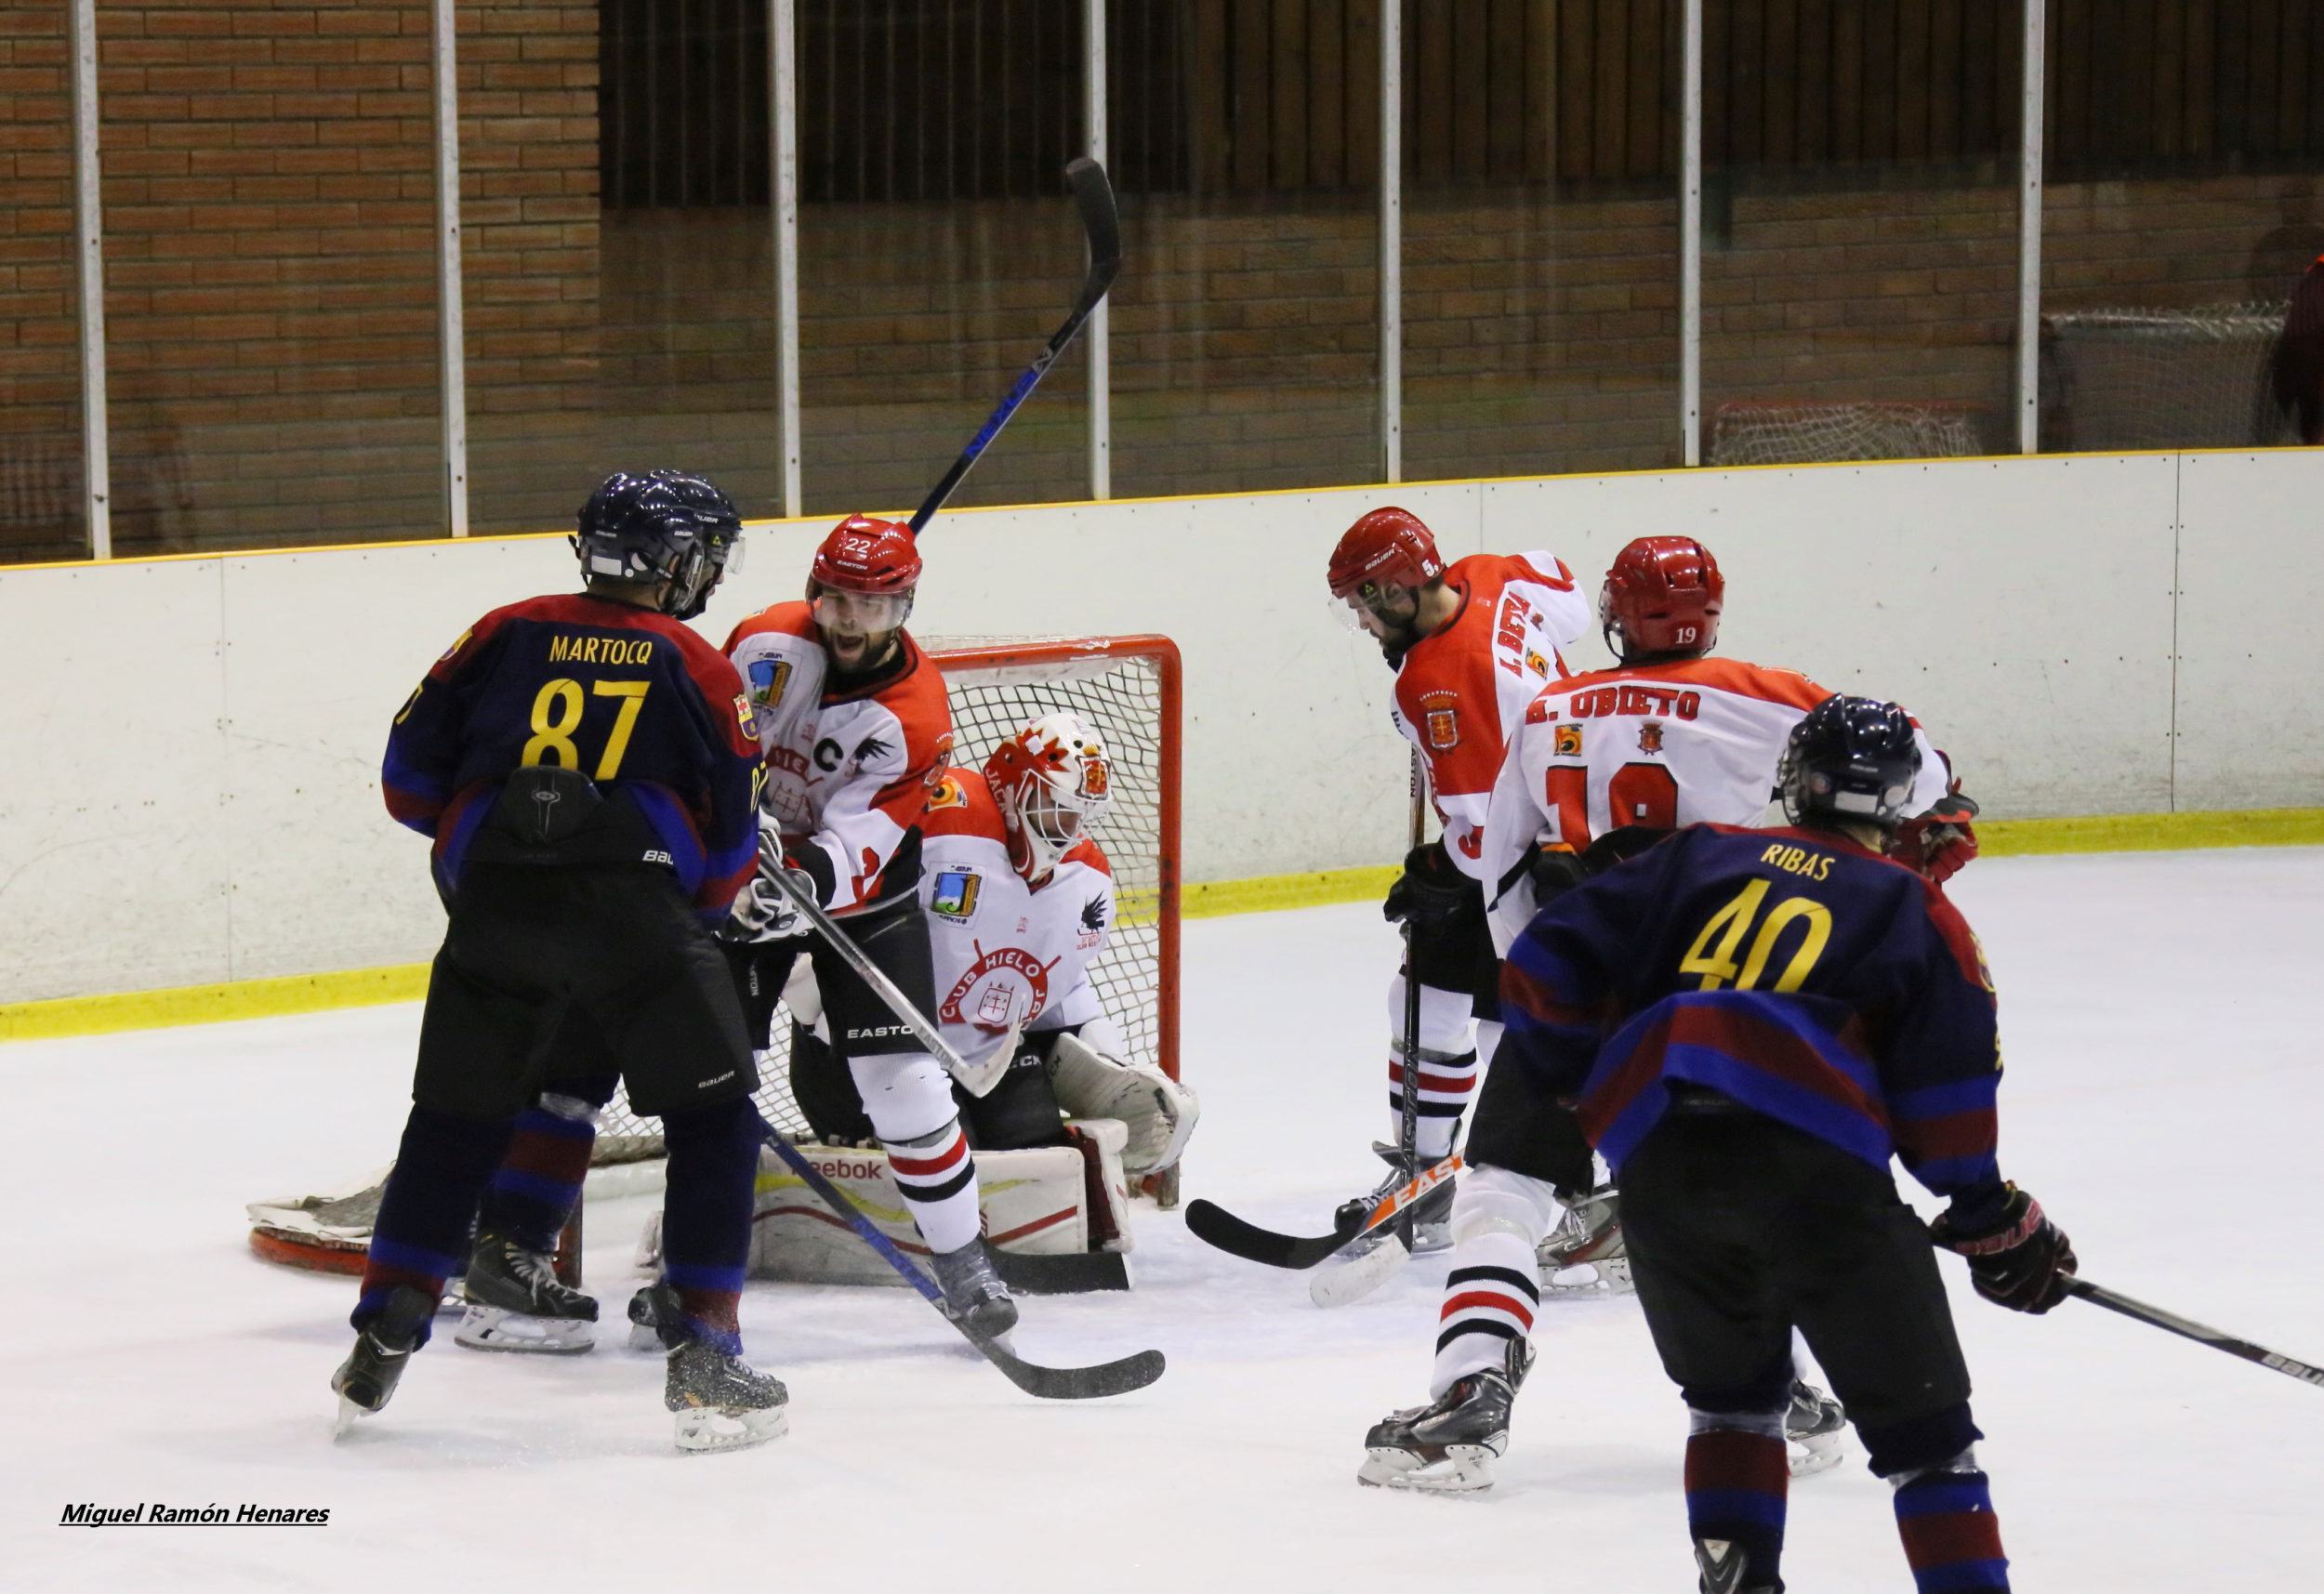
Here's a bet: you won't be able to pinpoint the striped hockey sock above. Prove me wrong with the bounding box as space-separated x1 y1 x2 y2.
1429 1230 1538 1394
1390 1045 1479 1163
1893 1467 2010 1592
1684 1422 1789 1593
356 1106 513 1346
477 1096 597 1251
885 1119 982 1256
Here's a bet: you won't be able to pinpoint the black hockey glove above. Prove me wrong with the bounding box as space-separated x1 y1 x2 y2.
1382 840 1472 929
1930 1183 2077 1314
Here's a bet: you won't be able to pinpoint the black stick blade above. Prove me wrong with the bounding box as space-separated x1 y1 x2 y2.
989 1247 1132 1294
1063 155 1121 299
984 1341 1166 1400
1183 1198 1364 1270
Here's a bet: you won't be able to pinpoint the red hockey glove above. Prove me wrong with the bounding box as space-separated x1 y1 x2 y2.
1383 840 1472 929
1930 1183 2077 1314
1891 783 1980 885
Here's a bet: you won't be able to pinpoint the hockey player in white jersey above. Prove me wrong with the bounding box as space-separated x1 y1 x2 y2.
1326 506 1593 1250
1361 535 1975 1493
788 711 1195 1176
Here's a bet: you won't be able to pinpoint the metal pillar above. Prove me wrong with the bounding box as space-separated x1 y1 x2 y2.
772 0 802 516
430 0 469 535
1379 0 1401 483
69 0 111 557
2015 0 2047 454
1681 0 1703 467
1084 0 1110 501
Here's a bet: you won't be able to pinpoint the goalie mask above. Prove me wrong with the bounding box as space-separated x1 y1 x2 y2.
574 469 746 620
984 712 1113 882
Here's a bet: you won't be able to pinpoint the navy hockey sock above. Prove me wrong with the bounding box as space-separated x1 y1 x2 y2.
659 1096 761 1352
1684 1426 1789 1591
476 1098 597 1251
1893 1468 2009 1592
356 1106 513 1346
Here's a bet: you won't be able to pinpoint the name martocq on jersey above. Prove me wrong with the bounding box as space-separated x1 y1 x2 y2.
58 1501 332 1526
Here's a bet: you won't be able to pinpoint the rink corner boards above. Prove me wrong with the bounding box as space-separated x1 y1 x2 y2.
6 806 2322 1046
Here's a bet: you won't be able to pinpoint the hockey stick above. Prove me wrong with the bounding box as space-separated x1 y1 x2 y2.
1183 1154 1462 1271
908 156 1120 534
763 866 1012 1097
755 1127 1163 1400
2063 1276 2324 1390
1394 750 1429 1245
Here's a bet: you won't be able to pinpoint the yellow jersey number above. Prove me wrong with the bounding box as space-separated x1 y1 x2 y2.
521 678 653 780
1678 877 1833 994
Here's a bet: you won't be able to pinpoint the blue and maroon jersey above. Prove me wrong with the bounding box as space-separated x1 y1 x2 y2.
382 592 761 923
1498 823 2003 1201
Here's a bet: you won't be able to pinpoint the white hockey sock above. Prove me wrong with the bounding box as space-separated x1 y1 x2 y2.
850 1049 983 1257
1430 1229 1538 1397
1386 978 1478 1158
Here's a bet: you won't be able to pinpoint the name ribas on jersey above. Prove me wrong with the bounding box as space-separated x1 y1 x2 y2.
546 634 656 666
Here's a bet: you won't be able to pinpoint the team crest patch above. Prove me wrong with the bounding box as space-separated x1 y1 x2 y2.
1554 723 1583 757
1638 721 1665 754
1524 648 1552 678
927 773 968 811
746 656 793 708
931 869 982 919
1079 754 1109 800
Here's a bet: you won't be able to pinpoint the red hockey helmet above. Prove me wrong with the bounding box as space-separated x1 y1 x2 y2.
810 513 921 595
1327 507 1444 600
1600 536 1723 658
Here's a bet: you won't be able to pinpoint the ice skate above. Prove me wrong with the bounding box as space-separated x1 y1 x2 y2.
454 1228 599 1353
1357 1342 1530 1493
1335 1142 1454 1256
1693 1535 1778 1594
627 1281 676 1350
329 1284 436 1434
931 1239 1020 1339
1538 1183 1631 1295
1784 1378 1847 1477
666 1337 789 1453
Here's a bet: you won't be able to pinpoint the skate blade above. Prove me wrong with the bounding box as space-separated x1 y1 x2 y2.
333 1394 368 1439
1788 1431 1845 1478
1356 1443 1496 1494
454 1304 597 1354
672 1403 789 1454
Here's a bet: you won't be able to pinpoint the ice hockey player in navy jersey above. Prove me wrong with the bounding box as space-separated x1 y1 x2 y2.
1490 695 2073 1594
337 469 785 1453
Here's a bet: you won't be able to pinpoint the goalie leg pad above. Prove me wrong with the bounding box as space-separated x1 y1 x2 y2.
1046 1032 1199 1176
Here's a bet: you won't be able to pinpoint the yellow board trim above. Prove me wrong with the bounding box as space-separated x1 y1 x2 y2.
7 807 2322 1044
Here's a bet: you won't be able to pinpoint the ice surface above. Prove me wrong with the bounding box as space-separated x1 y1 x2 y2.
4 849 2320 1591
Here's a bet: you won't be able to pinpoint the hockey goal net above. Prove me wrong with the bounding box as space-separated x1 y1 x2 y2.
2040 303 2297 451
246 635 1182 1270
593 633 1182 1164
1707 399 1995 465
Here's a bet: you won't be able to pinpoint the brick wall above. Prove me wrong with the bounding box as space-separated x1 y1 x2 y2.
0 5 85 560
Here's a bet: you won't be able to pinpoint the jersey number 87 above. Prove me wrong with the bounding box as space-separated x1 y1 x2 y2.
522 677 654 780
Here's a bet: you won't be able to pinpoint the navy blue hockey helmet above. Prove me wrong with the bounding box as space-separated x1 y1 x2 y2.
1776 694 1922 828
574 469 746 619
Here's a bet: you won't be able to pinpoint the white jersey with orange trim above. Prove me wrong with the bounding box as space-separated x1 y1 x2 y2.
1389 551 1592 880
918 768 1116 1078
721 600 954 915
1480 655 1955 954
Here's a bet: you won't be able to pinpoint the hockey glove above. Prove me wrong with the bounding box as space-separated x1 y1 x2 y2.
1930 1183 2077 1314
1383 840 1472 929
1526 844 1588 902
725 828 820 943
1891 783 1980 886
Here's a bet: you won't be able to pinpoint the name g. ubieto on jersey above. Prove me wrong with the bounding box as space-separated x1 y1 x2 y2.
59 1501 332 1527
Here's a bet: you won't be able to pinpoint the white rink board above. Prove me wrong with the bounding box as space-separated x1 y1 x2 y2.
0 448 2318 1001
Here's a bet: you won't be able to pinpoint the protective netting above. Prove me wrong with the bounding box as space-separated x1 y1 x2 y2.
590 637 1178 1165
1708 400 1993 466
2040 303 2298 452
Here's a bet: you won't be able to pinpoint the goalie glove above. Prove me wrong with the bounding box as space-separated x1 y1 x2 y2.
1890 781 1980 886
1046 1031 1199 1177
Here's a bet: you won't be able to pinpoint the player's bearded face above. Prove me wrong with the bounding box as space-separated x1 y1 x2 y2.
1342 580 1420 643
812 586 908 674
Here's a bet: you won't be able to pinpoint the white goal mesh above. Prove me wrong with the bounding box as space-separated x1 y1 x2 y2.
589 635 1182 1166
2040 303 2297 452
1708 400 1994 466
